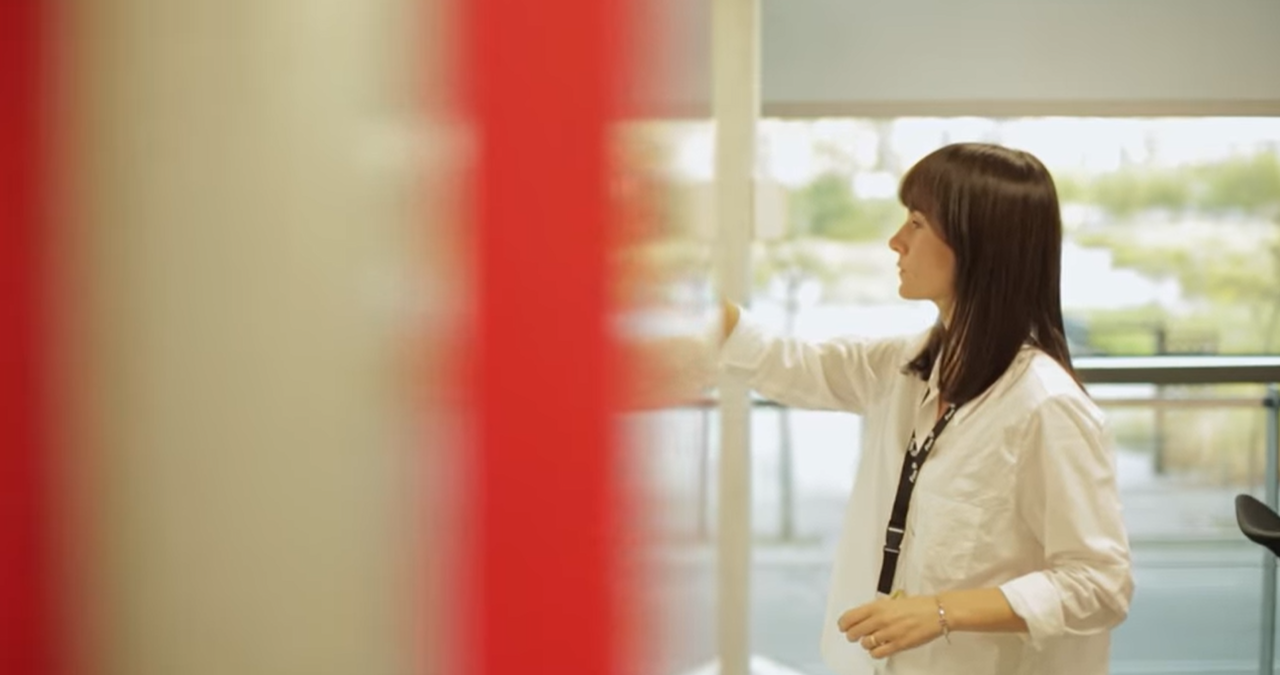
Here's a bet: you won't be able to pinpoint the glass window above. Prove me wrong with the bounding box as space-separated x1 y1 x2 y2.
614 120 719 675
645 117 1280 674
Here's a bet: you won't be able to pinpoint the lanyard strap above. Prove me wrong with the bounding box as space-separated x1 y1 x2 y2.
876 403 959 595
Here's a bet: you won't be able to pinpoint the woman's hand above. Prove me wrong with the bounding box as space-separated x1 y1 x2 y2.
721 299 740 341
836 595 943 660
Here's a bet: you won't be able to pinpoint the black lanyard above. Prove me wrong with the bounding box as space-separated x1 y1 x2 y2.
876 402 959 596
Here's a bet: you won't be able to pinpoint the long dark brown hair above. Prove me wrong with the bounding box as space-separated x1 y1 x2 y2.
899 143 1081 406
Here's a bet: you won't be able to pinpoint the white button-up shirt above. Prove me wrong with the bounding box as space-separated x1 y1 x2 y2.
719 313 1134 675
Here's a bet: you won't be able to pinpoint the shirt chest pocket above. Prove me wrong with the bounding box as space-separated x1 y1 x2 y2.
906 489 986 590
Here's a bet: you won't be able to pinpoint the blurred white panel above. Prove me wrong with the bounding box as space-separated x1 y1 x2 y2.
70 1 426 674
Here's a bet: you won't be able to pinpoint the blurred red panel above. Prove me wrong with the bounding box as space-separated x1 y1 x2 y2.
460 1 634 675
0 2 64 674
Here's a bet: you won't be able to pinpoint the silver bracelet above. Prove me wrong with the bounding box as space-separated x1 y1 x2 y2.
935 597 952 644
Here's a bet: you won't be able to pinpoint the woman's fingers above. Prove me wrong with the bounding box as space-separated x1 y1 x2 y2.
836 605 871 635
869 637 898 660
842 613 885 644
857 622 926 659
842 596 939 659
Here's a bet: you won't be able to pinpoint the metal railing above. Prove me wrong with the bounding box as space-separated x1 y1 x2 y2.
682 356 1280 675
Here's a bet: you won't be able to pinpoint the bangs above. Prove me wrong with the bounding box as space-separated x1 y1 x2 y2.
897 155 947 228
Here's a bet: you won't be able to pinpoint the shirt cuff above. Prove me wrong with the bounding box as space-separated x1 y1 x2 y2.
999 572 1064 650
718 307 771 372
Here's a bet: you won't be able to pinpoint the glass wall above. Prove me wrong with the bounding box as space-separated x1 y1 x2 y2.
640 117 1280 674
612 120 719 675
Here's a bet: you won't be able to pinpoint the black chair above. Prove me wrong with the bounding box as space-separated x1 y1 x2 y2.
1236 494 1280 557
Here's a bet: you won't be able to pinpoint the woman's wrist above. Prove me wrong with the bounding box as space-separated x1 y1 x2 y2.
932 595 953 642
932 588 1028 634
934 592 964 632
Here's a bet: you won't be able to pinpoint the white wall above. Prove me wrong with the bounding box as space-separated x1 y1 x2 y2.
633 0 1280 115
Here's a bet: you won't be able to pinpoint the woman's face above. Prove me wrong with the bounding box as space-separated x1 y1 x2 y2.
888 209 957 317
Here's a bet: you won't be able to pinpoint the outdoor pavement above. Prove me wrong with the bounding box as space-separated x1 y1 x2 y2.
650 538 1274 675
632 404 1278 674
643 484 1275 675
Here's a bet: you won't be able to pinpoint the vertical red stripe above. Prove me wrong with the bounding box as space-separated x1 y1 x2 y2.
464 1 625 674
0 2 62 675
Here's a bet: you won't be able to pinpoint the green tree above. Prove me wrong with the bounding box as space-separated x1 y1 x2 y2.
1196 153 1280 215
1073 152 1279 220
1054 174 1090 204
1077 229 1280 353
790 172 899 242
1087 168 1191 218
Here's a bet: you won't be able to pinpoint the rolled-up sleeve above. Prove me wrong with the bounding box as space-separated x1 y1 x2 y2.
999 393 1135 649
718 308 916 415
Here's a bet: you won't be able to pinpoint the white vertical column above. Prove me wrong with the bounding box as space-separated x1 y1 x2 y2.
712 0 758 673
1261 385 1280 675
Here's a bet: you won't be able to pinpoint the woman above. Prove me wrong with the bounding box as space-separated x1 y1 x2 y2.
718 143 1133 674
